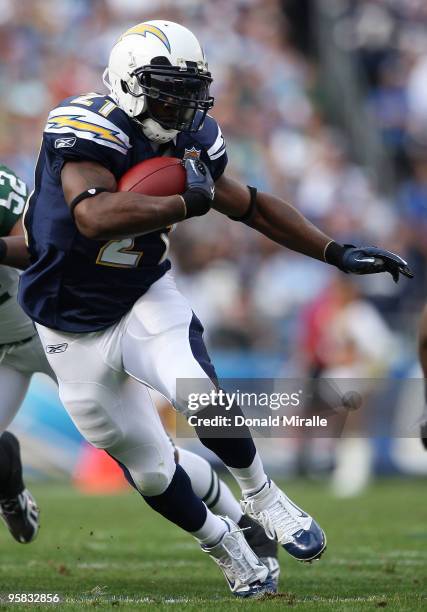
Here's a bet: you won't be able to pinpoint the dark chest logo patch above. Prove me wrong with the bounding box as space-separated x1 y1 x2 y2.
183 146 201 161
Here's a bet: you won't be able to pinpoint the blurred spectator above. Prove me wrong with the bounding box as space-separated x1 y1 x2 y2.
299 275 398 496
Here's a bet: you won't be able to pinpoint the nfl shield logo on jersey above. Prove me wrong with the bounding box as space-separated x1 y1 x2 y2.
183 146 201 161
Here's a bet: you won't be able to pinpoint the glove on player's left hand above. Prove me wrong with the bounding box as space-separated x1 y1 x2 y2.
339 245 413 283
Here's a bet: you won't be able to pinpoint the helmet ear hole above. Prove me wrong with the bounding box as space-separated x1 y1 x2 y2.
120 80 128 94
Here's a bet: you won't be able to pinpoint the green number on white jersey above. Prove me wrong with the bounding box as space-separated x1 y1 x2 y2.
0 164 28 236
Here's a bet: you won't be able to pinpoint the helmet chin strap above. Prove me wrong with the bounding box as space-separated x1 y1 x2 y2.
102 67 111 93
140 117 179 143
102 69 178 144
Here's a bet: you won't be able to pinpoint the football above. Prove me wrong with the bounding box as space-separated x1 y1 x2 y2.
118 156 186 196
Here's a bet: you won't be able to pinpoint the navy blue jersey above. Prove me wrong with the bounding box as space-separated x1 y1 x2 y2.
19 92 228 332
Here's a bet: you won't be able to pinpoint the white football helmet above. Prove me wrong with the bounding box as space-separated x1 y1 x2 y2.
104 20 214 143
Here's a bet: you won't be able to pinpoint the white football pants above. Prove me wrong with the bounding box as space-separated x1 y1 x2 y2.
0 333 55 432
36 272 216 496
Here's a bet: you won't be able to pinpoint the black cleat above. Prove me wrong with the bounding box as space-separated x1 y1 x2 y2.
238 514 280 590
0 489 40 543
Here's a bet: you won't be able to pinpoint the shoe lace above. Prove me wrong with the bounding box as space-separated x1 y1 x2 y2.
242 494 301 542
215 527 259 584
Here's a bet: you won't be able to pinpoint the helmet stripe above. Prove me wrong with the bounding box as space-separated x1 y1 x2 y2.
119 23 171 53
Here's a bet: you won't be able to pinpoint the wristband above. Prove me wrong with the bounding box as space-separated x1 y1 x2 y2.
181 189 212 219
229 186 257 222
0 238 7 263
324 241 347 269
69 187 111 217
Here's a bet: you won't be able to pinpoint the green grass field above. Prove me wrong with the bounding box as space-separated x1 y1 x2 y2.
0 478 426 611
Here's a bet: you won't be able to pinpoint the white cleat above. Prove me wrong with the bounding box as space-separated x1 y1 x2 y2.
241 480 327 562
202 517 276 598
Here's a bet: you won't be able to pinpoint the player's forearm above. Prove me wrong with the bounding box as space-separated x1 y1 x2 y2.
62 159 185 240
213 175 331 261
248 191 332 261
75 191 186 240
0 236 31 269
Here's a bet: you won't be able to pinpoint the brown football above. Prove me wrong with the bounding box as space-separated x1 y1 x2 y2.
117 156 186 196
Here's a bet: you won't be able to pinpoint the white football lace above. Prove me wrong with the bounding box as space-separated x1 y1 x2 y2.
213 529 261 586
242 493 302 543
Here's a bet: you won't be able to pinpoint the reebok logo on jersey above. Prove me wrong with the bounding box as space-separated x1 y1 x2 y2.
46 343 68 354
54 137 77 149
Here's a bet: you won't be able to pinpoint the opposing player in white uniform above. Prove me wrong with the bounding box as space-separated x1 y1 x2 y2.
15 21 411 596
0 165 279 581
0 164 45 542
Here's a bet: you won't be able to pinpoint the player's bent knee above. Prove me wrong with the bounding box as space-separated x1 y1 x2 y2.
131 467 174 496
59 383 124 449
121 441 176 496
128 450 176 495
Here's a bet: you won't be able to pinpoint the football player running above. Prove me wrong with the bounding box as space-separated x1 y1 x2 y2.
15 21 412 596
0 164 44 543
0 165 279 583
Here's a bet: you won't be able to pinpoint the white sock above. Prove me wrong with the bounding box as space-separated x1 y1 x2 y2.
226 452 268 496
191 506 227 546
210 481 242 524
177 447 242 523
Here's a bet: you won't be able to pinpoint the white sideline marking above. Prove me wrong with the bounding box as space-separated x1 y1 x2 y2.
76 560 199 570
0 560 201 571
384 550 427 559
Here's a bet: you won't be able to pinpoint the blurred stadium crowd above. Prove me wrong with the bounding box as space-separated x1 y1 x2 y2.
1 0 427 381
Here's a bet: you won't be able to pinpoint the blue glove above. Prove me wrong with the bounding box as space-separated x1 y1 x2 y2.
326 242 413 283
181 158 215 219
341 245 413 282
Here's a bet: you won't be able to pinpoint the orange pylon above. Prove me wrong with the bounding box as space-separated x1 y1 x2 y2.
73 443 129 494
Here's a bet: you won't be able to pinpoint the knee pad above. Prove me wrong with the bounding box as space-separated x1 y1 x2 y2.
130 467 174 496
118 443 176 496
60 383 123 449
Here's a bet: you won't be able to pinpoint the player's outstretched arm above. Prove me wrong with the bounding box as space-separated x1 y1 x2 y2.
213 174 330 261
213 174 413 283
61 160 187 240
